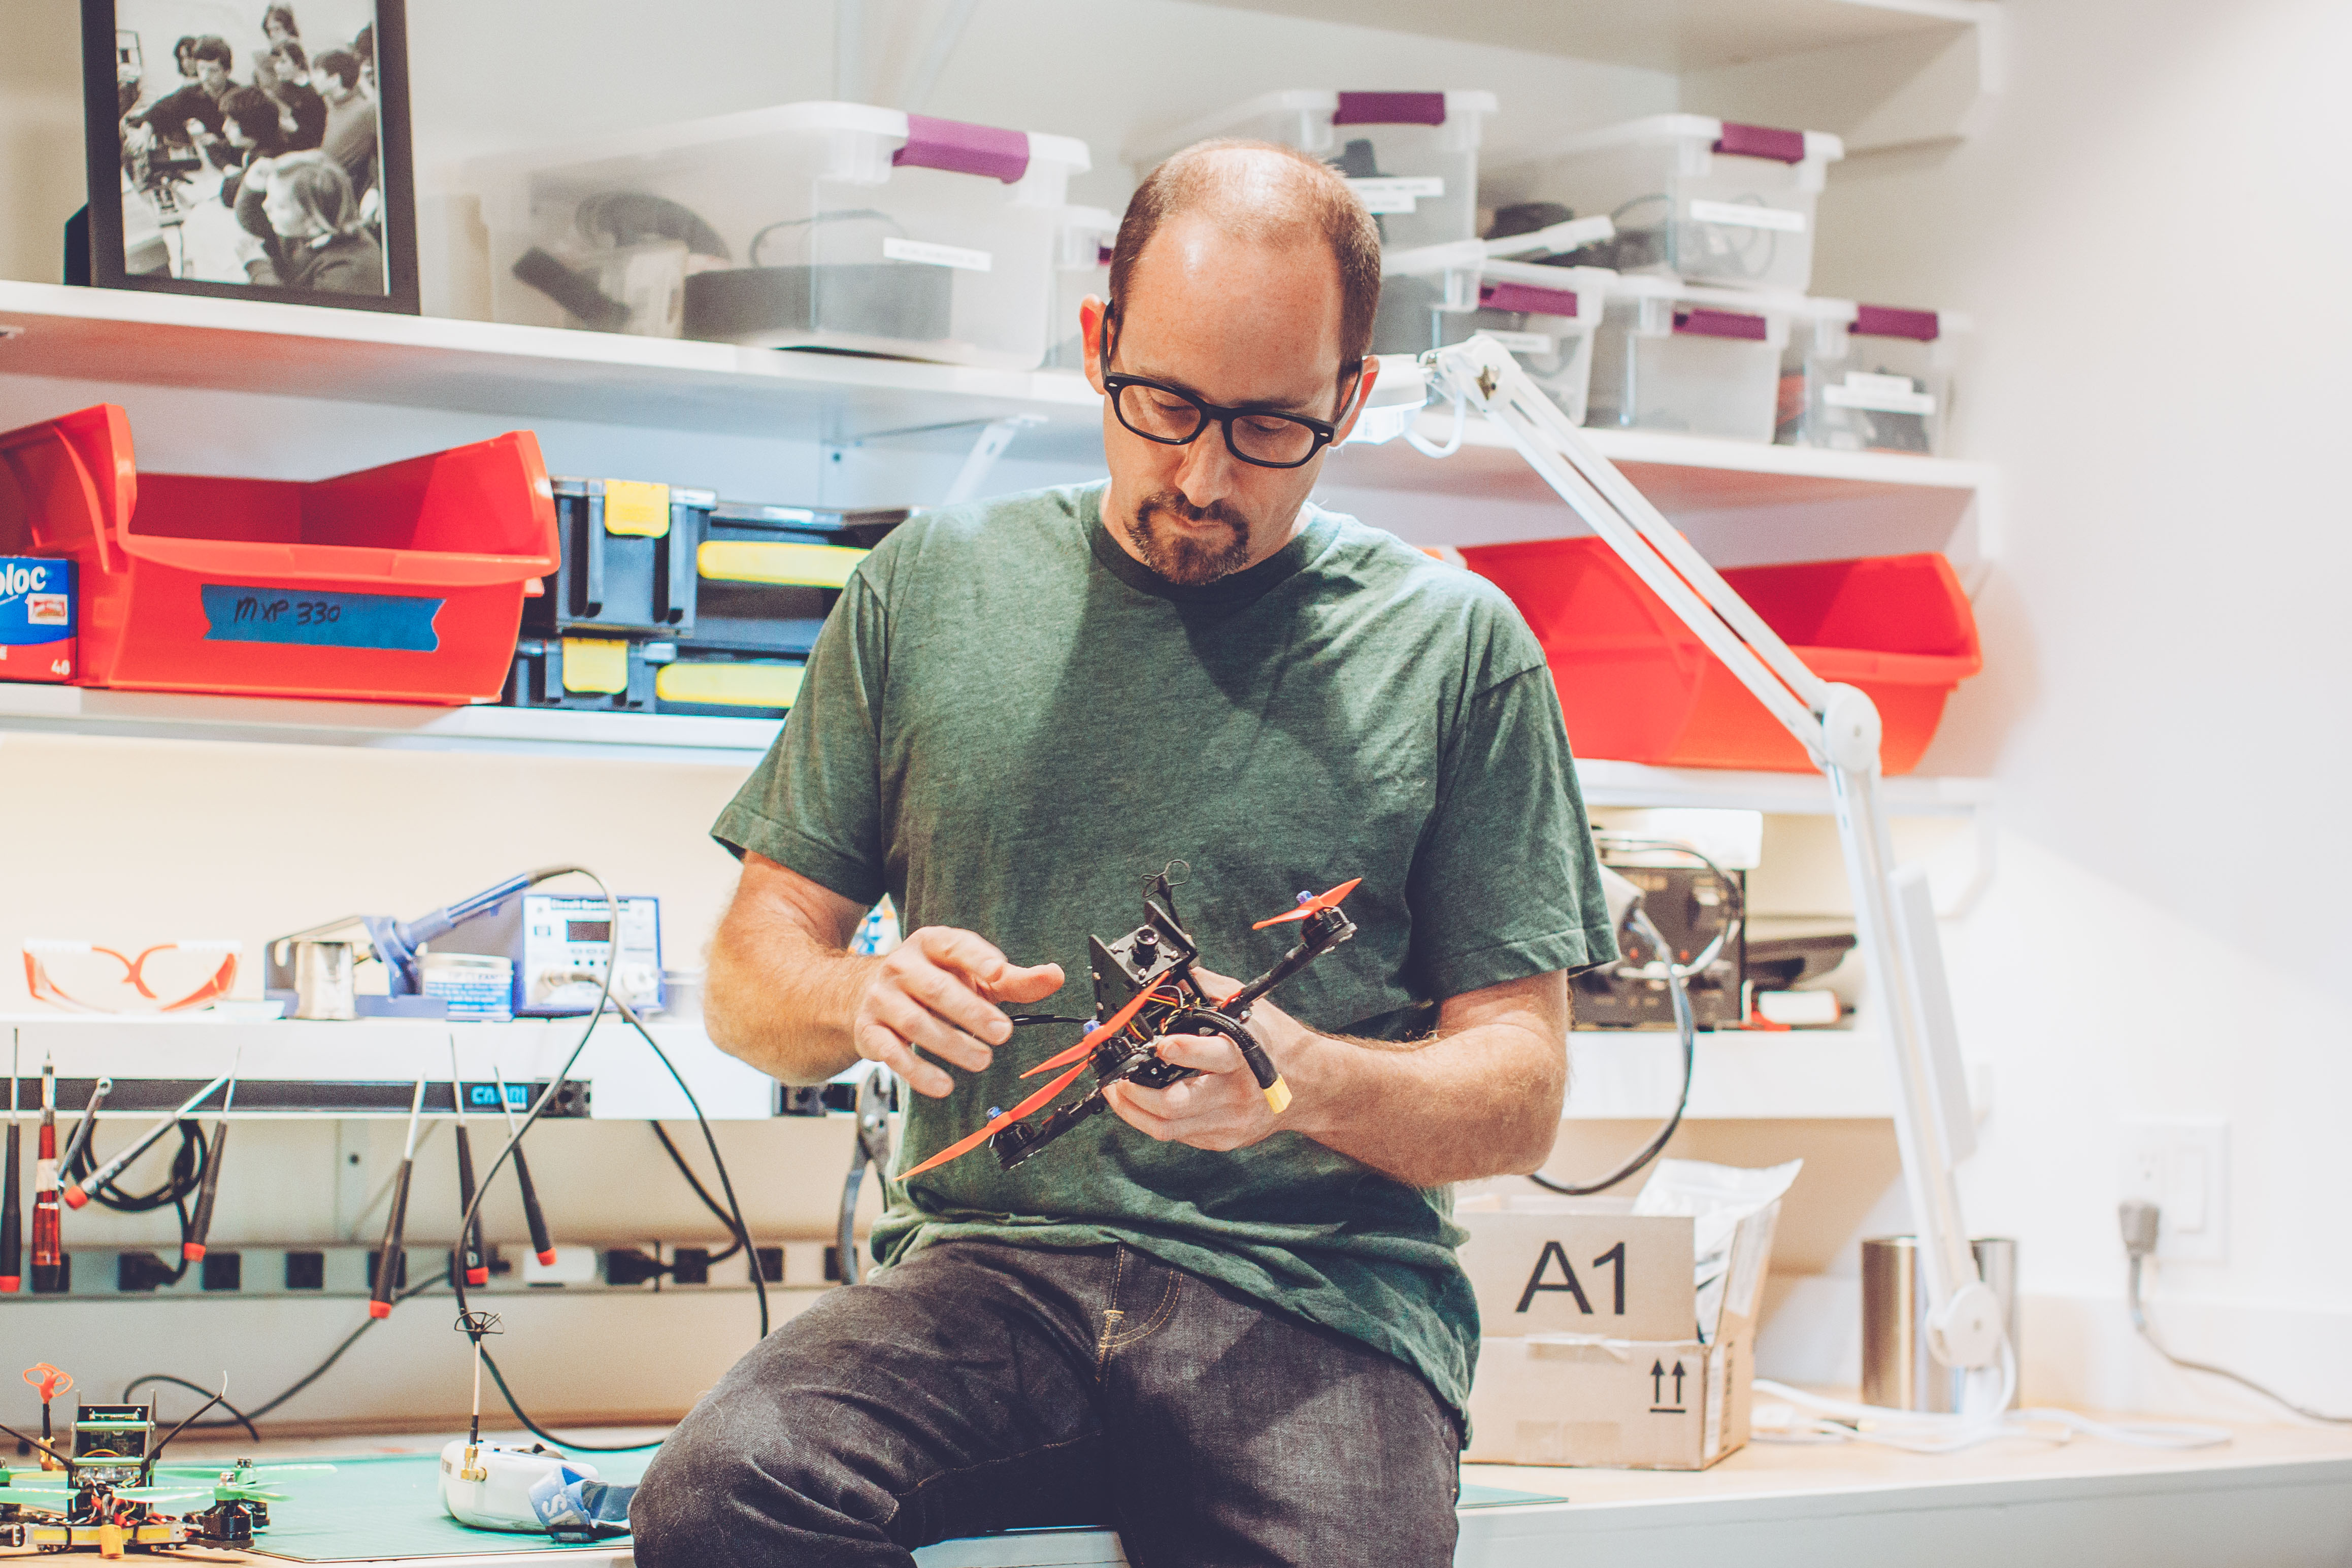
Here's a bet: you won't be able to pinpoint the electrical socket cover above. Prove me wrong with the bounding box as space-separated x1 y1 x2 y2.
2118 1118 2229 1263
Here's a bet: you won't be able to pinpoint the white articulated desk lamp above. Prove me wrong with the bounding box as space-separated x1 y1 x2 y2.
1391 335 2006 1390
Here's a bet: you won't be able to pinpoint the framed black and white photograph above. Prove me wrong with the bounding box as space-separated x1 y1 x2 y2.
79 0 419 312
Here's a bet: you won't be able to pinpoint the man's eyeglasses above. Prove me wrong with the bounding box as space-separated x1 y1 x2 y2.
1099 305 1362 470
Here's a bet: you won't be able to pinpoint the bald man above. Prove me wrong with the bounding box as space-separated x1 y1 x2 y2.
632 141 1615 1566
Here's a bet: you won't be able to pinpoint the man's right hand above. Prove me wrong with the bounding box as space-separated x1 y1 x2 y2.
854 928 1064 1097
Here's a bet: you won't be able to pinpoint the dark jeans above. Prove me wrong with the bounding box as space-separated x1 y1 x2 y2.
631 1238 1462 1566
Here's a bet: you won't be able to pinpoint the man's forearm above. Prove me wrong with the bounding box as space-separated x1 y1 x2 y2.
1284 1021 1565 1189
704 894 875 1086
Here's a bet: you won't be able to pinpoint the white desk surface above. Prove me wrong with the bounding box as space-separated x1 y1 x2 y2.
16 1416 2352 1566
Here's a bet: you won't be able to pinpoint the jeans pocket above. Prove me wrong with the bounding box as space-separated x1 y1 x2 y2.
1095 1246 1182 1375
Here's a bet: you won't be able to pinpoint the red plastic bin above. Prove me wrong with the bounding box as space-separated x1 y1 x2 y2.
0 405 558 705
1460 538 1981 774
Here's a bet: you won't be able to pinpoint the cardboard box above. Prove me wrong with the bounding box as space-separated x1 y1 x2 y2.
0 555 74 682
1458 1191 1784 1470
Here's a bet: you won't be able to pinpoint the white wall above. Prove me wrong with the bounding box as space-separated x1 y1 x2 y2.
1802 0 2352 1419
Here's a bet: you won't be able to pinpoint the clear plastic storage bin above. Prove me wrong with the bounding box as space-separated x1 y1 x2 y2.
1779 303 1967 456
1045 206 1117 369
1485 116 1842 295
1374 242 1610 424
1128 90 1497 252
1585 275 1804 443
465 103 1091 370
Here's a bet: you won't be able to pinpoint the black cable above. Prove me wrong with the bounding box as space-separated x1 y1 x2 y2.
1530 840 1742 1197
67 1118 207 1212
127 1266 451 1434
616 1004 766 1338
120 1374 260 1446
649 1122 743 1265
146 1383 229 1467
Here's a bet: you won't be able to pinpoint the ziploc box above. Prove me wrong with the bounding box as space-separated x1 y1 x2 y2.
1457 1179 1786 1470
0 556 75 682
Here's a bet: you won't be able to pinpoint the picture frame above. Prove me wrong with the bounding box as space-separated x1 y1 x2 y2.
78 0 419 313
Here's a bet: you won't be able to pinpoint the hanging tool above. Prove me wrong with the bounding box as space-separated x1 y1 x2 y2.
21 1363 72 1471
491 1064 555 1268
370 1077 428 1319
3 1035 20 1294
837 1067 894 1286
62 1072 230 1209
56 1075 111 1179
451 1041 489 1288
182 1055 239 1265
30 1057 63 1293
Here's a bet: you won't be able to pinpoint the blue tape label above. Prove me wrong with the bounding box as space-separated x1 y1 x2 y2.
0 556 73 646
200 584 444 651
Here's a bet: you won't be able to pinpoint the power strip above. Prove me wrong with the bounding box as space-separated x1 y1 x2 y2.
0 1240 842 1300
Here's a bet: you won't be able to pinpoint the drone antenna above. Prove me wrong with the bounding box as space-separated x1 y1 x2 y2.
1146 859 1189 926
0 1413 72 1469
455 1309 502 1477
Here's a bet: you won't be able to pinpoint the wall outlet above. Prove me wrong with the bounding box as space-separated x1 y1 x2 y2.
2118 1118 2229 1263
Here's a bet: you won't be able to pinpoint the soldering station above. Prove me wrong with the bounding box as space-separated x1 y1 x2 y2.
0 0 2341 1561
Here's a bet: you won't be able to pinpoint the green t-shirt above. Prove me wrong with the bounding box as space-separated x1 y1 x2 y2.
713 480 1614 1418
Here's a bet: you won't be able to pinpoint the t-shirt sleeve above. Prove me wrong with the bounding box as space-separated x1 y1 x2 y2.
709 574 888 907
1405 663 1619 1000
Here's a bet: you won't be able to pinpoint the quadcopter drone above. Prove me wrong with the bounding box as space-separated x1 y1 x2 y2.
1 1392 329 1555
902 868 1362 1179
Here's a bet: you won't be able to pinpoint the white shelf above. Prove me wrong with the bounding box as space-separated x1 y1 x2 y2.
0 281 1991 553
1561 1029 1979 1120
1189 0 1991 74
6 1015 1956 1125
0 280 1104 455
0 683 1991 816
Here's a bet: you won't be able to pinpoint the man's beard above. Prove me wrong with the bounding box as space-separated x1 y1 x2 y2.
1122 489 1256 586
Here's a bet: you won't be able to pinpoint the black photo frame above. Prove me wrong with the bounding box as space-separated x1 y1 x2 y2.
79 0 419 313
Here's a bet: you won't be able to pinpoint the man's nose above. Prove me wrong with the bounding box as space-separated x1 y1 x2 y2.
1170 421 1245 506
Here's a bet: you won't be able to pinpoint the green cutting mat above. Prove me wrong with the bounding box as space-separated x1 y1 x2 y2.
2 1455 1560 1562
239 1452 653 1562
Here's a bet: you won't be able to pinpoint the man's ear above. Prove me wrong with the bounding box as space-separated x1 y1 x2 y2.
1079 296 1109 394
1331 356 1381 444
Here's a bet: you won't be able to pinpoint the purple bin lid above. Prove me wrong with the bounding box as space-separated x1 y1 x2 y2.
893 114 1031 184
1480 279 1579 318
1674 307 1768 342
1711 121 1808 163
1853 304 1940 341
1333 91 1448 127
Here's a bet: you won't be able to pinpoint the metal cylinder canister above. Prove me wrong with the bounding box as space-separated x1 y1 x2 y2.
1861 1236 2019 1412
290 940 359 1021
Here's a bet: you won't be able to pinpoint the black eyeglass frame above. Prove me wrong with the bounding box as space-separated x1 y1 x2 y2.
1097 302 1368 471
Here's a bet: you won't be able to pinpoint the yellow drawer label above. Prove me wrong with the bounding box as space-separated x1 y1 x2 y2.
656 660 804 709
603 479 671 538
697 540 866 588
560 637 631 694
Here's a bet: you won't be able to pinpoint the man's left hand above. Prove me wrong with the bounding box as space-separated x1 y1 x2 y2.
1106 967 1310 1152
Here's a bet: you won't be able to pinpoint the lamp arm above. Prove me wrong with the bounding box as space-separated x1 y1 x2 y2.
1421 336 2003 1371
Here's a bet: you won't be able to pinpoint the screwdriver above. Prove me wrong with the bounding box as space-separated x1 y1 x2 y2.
30 1057 62 1293
3 1035 21 1293
492 1064 556 1268
182 1055 239 1265
63 1073 230 1209
450 1042 488 1288
56 1076 112 1179
370 1077 428 1319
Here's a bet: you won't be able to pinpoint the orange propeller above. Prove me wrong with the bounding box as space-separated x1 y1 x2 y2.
899 1057 1093 1181
1252 878 1362 929
1018 982 1175 1079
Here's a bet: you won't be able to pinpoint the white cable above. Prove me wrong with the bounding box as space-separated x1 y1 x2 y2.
1752 1333 2231 1453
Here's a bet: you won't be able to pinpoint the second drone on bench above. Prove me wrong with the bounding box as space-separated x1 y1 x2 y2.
902 871 1362 1178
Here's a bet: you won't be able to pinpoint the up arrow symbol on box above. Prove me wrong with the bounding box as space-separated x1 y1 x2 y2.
1651 1360 1667 1403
